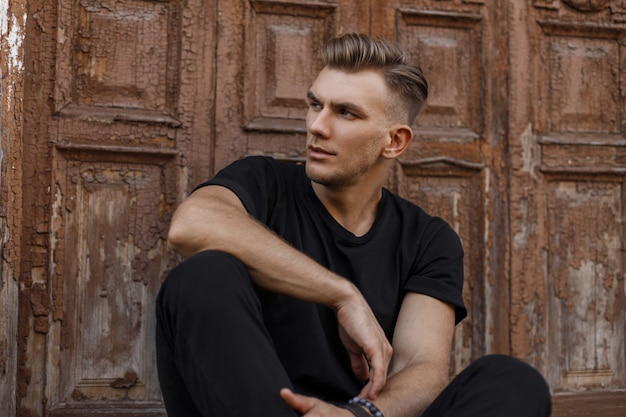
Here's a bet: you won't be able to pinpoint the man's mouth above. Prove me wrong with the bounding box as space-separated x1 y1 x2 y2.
308 145 334 156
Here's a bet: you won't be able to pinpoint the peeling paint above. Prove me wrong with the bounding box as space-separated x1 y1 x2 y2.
1 0 7 188
6 14 25 72
513 197 530 249
1 5 26 116
519 123 537 179
0 0 8 36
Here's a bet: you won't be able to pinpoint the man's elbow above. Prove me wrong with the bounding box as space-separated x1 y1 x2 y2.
167 223 185 253
167 216 197 258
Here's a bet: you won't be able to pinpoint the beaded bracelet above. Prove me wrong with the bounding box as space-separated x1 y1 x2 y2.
336 402 371 417
349 397 384 417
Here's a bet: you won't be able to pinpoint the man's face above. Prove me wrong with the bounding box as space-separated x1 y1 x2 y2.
305 67 395 187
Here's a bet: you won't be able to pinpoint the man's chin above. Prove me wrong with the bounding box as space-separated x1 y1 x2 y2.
305 167 331 186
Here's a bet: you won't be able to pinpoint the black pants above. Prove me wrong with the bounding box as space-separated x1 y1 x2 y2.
156 251 552 417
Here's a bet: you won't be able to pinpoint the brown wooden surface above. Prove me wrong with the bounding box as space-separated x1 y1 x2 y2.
5 0 624 416
17 0 214 415
508 2 626 412
553 392 626 417
0 1 27 417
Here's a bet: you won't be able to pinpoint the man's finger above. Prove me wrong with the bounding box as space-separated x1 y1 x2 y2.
361 343 392 399
280 388 315 414
349 352 370 382
358 365 385 400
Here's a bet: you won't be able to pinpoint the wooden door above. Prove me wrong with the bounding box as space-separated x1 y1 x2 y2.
508 1 626 415
18 0 215 415
17 0 626 416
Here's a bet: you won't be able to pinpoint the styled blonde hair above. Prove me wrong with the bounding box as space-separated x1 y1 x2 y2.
321 33 428 124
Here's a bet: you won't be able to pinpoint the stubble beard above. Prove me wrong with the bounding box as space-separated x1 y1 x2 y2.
305 156 379 188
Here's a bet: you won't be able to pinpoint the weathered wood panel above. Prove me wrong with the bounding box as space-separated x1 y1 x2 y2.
509 1 626 414
47 148 176 414
44 147 178 415
41 1 184 413
0 1 27 416
537 20 625 137
552 391 626 417
55 0 182 125
18 0 216 415
546 180 625 392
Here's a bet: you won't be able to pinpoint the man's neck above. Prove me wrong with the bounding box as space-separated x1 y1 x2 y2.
311 181 383 237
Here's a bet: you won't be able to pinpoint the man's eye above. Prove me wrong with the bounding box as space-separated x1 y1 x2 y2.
309 101 322 110
339 108 355 118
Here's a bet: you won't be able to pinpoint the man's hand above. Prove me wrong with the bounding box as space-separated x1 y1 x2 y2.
335 293 393 400
280 389 353 417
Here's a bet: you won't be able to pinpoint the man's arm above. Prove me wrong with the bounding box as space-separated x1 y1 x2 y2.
280 293 456 417
167 185 393 398
372 292 456 417
168 185 349 301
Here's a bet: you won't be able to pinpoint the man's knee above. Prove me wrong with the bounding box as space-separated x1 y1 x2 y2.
158 250 251 310
472 354 551 412
474 354 546 384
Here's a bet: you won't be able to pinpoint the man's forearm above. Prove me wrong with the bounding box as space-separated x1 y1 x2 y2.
370 361 448 417
234 216 359 308
168 187 358 308
370 294 455 417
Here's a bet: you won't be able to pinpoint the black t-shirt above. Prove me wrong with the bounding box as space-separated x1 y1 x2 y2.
197 156 466 400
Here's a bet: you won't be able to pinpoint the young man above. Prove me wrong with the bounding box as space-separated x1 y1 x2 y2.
156 33 551 417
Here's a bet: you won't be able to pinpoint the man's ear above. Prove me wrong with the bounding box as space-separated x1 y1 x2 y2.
383 125 413 159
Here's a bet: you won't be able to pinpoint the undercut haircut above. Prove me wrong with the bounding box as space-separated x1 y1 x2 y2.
320 33 429 125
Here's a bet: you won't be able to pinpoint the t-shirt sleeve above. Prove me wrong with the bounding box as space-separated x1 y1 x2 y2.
192 156 278 223
404 218 467 324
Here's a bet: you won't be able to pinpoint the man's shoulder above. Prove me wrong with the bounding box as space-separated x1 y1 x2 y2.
383 189 428 218
383 189 458 238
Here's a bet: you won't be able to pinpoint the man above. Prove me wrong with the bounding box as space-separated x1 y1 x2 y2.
156 33 551 417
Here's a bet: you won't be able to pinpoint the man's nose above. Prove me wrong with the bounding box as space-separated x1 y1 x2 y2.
308 109 331 138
